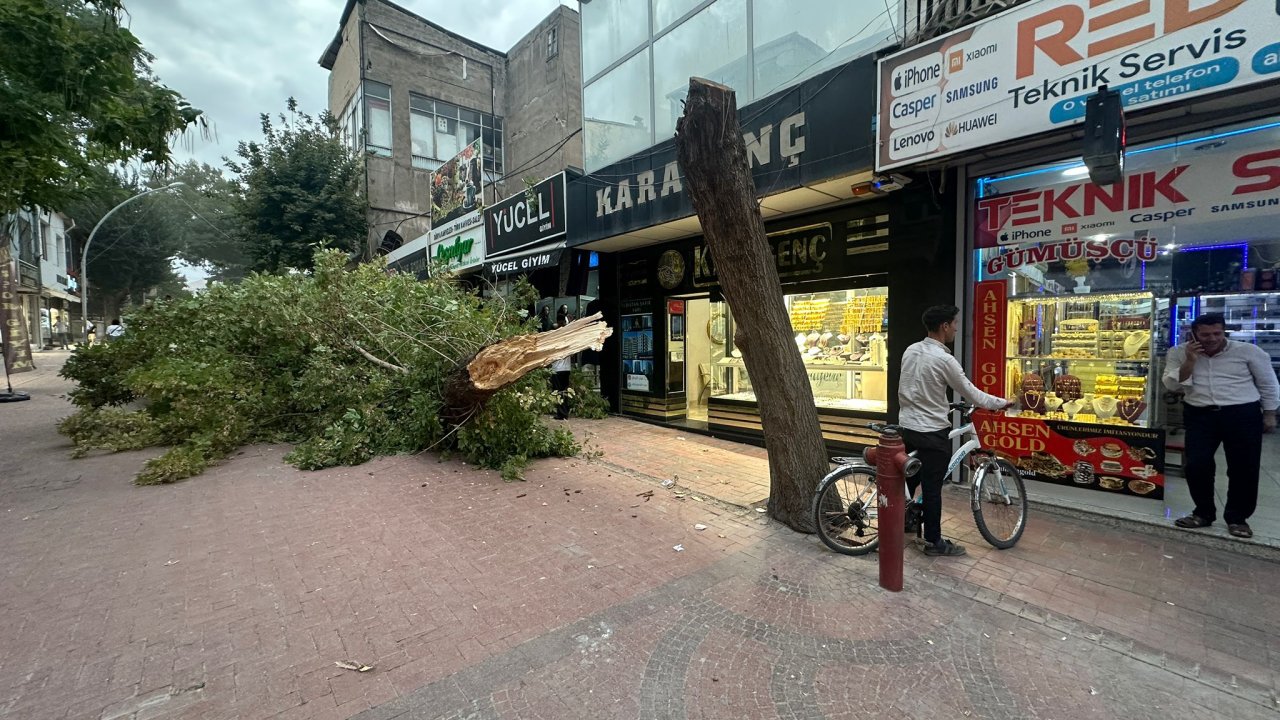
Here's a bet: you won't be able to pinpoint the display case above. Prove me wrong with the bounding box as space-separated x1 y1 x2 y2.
1006 292 1157 428
711 288 889 412
982 291 1167 500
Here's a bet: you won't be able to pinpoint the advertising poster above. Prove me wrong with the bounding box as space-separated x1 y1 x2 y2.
975 412 1165 499
877 0 1280 169
621 313 655 392
431 137 485 241
0 246 35 375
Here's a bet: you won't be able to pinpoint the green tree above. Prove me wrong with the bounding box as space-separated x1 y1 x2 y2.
0 0 203 214
225 99 366 274
64 167 186 319
151 161 247 282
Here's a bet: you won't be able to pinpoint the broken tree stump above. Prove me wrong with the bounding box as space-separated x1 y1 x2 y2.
441 312 613 425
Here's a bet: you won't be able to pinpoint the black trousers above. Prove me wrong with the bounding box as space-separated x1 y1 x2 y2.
1182 401 1262 525
899 427 951 545
550 371 571 419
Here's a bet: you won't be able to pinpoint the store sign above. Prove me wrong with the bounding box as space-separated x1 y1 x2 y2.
876 0 1280 170
972 281 1006 397
983 236 1160 275
975 413 1166 499
593 113 807 219
975 138 1280 249
485 248 563 277
692 224 834 287
430 138 486 242
429 224 486 273
485 173 567 257
387 247 428 278
577 57 876 245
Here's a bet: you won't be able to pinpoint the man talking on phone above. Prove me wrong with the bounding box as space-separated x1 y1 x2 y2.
1163 313 1279 539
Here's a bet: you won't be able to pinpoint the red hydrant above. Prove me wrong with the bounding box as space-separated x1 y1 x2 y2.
863 427 920 592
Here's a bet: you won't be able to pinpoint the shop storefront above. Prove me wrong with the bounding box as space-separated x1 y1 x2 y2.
968 117 1280 501
570 51 962 447
609 187 956 452
875 0 1280 505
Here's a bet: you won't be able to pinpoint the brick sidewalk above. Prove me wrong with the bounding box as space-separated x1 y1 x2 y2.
1 361 1277 719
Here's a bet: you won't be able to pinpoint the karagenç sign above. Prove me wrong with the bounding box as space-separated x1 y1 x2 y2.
876 0 1280 170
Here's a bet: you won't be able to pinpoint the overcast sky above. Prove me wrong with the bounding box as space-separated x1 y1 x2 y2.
124 0 575 170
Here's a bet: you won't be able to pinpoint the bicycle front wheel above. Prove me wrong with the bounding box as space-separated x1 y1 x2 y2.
812 464 880 556
971 459 1027 549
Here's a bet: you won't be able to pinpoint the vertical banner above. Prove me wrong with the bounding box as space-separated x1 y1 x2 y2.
972 280 1006 397
0 246 35 375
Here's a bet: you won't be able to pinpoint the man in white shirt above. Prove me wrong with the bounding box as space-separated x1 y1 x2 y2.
1162 313 1278 539
899 305 1011 556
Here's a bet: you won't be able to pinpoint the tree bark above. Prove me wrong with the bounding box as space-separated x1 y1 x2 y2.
440 312 613 426
675 77 829 533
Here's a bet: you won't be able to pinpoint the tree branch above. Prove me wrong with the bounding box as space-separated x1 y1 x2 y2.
350 342 408 374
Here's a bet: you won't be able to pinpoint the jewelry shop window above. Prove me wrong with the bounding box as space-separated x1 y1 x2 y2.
711 287 889 412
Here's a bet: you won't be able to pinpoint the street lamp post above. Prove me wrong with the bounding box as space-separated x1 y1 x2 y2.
80 182 184 342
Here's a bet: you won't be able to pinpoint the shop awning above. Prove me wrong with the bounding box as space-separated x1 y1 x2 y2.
483 241 566 277
40 287 81 303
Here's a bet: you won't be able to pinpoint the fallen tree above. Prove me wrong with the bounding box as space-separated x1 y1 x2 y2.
58 250 611 484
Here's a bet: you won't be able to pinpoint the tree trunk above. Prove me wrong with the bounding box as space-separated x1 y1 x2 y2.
675 77 829 533
440 312 613 426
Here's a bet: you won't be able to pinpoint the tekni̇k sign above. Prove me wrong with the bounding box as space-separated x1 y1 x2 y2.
974 120 1280 275
876 0 1280 170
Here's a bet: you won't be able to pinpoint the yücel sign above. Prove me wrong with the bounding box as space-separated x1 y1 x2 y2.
877 0 1280 169
484 172 567 257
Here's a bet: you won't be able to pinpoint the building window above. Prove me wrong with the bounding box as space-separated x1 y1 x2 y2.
409 93 503 174
547 26 559 60
41 221 52 261
584 49 653 171
581 0 649 80
55 233 65 270
338 86 364 153
364 80 392 157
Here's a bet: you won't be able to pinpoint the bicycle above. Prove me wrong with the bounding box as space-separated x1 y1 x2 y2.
812 402 1028 555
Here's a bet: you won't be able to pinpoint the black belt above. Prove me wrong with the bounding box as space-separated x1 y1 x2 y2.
1185 401 1260 412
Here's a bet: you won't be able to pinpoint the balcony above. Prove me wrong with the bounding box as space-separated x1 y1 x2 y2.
901 0 1034 46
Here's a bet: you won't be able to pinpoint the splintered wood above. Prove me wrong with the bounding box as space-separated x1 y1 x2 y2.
440 312 613 425
468 313 612 390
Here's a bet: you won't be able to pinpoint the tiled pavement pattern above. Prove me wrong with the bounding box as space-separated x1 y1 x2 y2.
0 354 1276 719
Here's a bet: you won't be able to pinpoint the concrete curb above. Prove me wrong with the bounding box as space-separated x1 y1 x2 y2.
1026 496 1280 564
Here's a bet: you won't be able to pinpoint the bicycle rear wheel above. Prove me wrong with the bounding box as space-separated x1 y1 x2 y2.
812 464 880 556
971 459 1027 549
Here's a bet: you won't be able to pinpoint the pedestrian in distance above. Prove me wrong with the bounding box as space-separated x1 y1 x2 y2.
898 304 1013 557
53 316 69 349
105 318 125 342
1163 313 1278 539
550 310 572 420
539 305 554 333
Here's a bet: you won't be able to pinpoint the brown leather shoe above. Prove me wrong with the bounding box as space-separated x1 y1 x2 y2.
1227 523 1253 539
1174 514 1212 529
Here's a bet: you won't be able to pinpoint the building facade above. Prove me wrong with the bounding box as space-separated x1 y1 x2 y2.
319 0 582 259
876 0 1280 502
568 0 974 451
2 208 81 351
